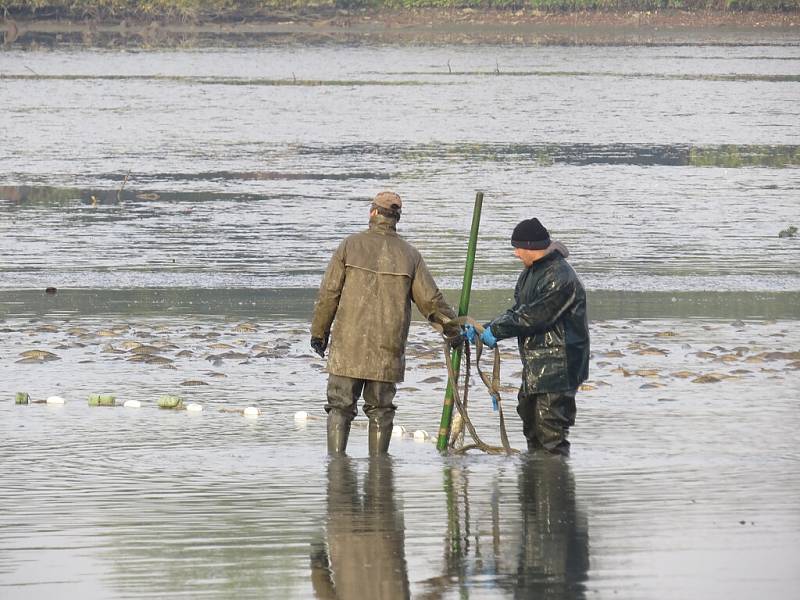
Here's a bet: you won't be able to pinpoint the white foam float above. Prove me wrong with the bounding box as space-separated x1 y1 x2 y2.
186 403 203 413
294 411 308 423
123 399 141 408
243 406 260 418
46 396 65 405
413 429 430 442
392 425 407 438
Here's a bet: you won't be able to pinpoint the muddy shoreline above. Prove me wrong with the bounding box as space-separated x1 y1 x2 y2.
4 8 799 46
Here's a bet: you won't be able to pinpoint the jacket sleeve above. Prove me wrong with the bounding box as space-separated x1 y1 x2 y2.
410 256 457 333
489 276 577 340
311 241 347 338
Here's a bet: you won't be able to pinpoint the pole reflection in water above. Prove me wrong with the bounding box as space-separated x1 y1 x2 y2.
311 457 410 600
420 456 589 599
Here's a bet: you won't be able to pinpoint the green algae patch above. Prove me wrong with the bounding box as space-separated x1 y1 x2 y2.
689 145 800 168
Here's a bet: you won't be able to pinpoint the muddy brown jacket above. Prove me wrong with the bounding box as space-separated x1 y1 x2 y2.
311 214 455 383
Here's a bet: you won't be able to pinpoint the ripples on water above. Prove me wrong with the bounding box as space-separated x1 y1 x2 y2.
1 45 799 293
1 317 799 598
1 39 800 598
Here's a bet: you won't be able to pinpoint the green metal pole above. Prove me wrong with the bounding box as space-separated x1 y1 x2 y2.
437 191 483 452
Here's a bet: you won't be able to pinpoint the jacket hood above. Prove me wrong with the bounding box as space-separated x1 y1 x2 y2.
545 240 569 258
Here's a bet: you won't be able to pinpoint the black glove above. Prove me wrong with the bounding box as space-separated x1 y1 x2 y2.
310 333 329 358
444 320 463 350
449 334 464 351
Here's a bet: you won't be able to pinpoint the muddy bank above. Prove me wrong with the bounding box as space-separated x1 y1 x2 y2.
3 288 800 321
4 8 799 46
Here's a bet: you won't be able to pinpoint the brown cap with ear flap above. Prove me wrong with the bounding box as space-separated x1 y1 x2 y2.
372 191 402 213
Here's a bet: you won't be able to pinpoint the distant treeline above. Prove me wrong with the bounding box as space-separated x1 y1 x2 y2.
5 0 799 20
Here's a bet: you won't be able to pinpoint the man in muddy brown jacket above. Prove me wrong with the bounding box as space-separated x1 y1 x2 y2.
311 191 457 456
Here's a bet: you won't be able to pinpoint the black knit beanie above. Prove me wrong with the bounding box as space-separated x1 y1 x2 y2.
511 218 550 250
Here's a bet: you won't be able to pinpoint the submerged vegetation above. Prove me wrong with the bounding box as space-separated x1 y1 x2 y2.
4 0 799 20
688 145 800 168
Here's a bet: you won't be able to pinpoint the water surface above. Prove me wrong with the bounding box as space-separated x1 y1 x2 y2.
1 38 799 599
2 44 799 296
2 317 799 598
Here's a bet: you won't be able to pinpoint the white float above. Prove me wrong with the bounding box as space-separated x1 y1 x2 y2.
243 406 260 418
46 396 65 405
413 429 429 442
294 411 309 423
123 400 141 408
392 425 407 438
186 403 203 413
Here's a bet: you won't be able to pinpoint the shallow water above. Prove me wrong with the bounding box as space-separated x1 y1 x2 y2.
2 44 800 296
2 38 800 599
1 317 799 598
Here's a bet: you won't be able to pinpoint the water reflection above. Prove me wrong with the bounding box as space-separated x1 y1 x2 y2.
510 457 589 599
311 457 410 599
420 457 588 599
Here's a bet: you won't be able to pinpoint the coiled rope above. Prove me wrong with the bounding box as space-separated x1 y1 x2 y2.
438 317 518 455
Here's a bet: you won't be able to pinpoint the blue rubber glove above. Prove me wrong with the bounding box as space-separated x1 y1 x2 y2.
463 324 478 344
481 326 498 349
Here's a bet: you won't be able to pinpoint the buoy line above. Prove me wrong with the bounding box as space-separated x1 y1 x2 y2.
14 391 264 418
12 392 431 440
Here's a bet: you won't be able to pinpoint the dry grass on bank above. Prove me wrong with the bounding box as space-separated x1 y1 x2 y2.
4 0 799 23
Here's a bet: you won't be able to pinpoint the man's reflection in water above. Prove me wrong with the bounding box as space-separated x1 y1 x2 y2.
513 456 589 600
420 456 588 600
310 456 410 600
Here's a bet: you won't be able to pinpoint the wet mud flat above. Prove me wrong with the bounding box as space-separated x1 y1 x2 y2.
2 315 799 427
4 8 800 47
1 315 799 598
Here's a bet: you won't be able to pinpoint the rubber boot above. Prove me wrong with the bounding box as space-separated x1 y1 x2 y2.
327 411 352 455
544 439 571 457
527 437 543 452
368 419 393 456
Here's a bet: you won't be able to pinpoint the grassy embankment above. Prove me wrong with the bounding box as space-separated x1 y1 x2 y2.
5 0 799 21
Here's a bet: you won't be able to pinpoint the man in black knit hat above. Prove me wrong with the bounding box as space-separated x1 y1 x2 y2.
465 218 590 455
